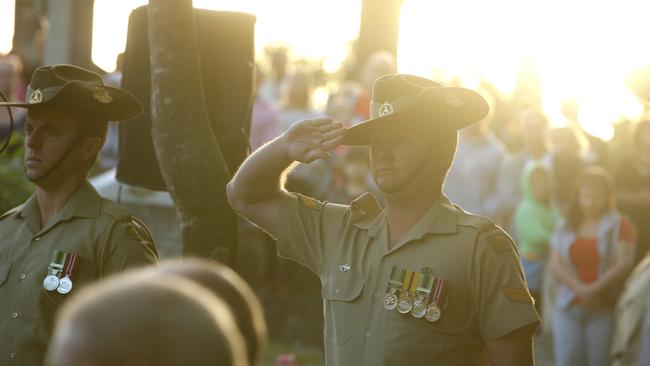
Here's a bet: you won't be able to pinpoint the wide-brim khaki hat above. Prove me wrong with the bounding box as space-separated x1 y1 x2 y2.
343 74 489 145
0 64 142 121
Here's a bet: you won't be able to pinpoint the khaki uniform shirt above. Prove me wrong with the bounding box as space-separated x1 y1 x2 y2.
611 254 650 366
0 182 159 365
277 192 540 366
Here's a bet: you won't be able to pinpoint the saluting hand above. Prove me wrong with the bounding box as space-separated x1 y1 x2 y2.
281 118 347 164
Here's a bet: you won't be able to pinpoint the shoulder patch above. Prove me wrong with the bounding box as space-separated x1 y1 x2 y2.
350 192 382 223
120 216 153 243
487 232 516 254
503 287 534 304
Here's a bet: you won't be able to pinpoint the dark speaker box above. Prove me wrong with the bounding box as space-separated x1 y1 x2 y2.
116 6 256 191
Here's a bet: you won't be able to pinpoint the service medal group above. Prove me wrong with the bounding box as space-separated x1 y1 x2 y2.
43 250 79 295
383 266 448 322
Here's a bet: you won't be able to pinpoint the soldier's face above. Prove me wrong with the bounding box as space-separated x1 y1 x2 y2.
370 131 435 193
23 109 87 184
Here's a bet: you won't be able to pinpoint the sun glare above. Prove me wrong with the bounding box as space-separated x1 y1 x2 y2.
91 0 361 73
0 0 15 55
398 0 650 140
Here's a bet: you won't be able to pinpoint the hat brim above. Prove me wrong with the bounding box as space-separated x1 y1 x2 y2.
0 82 142 121
342 87 488 145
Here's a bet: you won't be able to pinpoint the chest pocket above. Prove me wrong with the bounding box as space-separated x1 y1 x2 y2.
321 271 365 345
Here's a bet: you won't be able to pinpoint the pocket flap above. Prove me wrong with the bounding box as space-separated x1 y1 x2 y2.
0 262 11 286
321 272 365 302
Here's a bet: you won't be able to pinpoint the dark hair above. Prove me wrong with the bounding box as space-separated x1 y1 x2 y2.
566 167 615 229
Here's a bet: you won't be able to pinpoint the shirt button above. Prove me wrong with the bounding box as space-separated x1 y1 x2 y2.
9 352 15 359
18 274 26 280
34 236 41 241
375 292 381 298
365 331 371 337
335 288 340 293
11 312 18 319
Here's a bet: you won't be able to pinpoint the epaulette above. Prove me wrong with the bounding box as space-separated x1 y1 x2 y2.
350 192 382 224
99 199 131 220
454 207 494 230
0 205 23 222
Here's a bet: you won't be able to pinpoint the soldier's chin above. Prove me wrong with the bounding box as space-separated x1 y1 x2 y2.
24 168 45 182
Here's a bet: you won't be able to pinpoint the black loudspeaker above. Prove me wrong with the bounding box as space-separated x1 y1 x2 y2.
116 6 256 191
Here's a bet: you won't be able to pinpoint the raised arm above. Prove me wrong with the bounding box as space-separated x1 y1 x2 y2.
226 118 346 237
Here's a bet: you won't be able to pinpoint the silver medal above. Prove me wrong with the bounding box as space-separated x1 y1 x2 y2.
397 295 413 314
383 292 398 310
57 276 73 294
43 274 60 292
411 297 427 318
425 302 441 322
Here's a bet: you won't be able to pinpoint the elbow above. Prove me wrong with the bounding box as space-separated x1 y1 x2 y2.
226 180 245 215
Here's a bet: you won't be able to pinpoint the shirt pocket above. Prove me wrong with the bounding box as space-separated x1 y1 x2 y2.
320 271 365 345
384 281 476 363
0 262 11 323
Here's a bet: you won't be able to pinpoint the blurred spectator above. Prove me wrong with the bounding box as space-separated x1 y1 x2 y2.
322 146 379 204
326 80 364 125
150 259 267 366
98 53 126 170
355 51 396 120
445 90 505 217
551 168 636 366
550 126 587 214
561 98 610 168
514 162 560 312
0 55 27 139
250 65 281 151
610 253 650 366
259 47 290 106
615 120 650 264
46 271 248 366
278 71 322 132
496 110 552 236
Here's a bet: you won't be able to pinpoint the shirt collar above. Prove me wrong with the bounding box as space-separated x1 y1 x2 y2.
18 181 103 233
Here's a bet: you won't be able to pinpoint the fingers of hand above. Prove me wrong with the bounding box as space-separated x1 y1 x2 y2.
320 135 345 151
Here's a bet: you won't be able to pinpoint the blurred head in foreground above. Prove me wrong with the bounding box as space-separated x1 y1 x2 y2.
45 271 248 366
151 259 267 365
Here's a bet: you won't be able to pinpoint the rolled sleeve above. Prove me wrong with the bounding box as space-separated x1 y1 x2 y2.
276 193 348 274
472 227 541 341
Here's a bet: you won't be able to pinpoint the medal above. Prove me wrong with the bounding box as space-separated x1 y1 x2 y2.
411 273 434 319
43 273 60 291
397 271 419 314
57 276 73 294
425 277 448 322
56 253 79 295
43 251 66 292
383 266 405 311
425 302 441 322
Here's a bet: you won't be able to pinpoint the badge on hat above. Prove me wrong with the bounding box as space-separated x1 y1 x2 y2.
29 89 43 104
92 85 113 104
378 102 394 117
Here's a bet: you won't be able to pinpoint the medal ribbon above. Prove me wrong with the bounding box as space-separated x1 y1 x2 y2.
429 278 447 305
49 251 66 271
409 272 420 295
401 270 414 293
417 274 434 296
61 253 79 279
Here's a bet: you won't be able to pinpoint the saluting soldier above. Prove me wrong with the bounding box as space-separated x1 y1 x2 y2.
228 74 540 365
0 64 159 365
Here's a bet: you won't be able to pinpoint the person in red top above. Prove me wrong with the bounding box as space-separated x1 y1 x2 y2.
551 167 637 366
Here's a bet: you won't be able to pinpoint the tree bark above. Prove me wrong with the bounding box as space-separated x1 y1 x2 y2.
353 0 403 79
147 0 237 267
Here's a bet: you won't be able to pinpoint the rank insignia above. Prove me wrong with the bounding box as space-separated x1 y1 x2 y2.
92 85 113 104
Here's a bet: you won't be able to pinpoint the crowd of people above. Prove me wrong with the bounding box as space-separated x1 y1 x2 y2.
1 46 650 365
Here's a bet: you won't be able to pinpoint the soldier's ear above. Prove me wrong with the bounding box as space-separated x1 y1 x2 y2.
79 136 103 163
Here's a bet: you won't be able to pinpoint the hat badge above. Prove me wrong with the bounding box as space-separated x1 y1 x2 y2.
378 101 394 117
29 89 43 104
92 85 113 104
